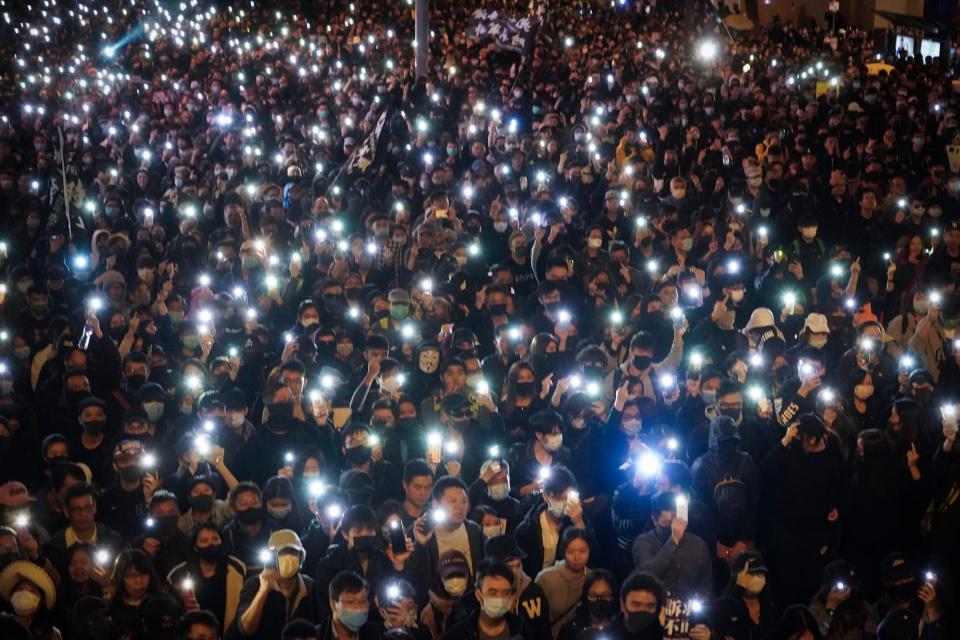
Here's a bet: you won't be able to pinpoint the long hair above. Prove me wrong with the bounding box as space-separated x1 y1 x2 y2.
110 549 163 604
501 361 536 415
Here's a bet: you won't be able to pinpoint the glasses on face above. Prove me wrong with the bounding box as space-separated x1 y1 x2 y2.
718 402 743 411
69 503 95 514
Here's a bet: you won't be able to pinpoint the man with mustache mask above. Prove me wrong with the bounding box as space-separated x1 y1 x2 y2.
315 505 414 622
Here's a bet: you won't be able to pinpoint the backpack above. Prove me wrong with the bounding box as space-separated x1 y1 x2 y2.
713 456 749 540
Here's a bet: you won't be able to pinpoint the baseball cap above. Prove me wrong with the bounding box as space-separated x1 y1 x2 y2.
484 534 528 561
730 550 768 575
0 482 34 507
438 550 469 579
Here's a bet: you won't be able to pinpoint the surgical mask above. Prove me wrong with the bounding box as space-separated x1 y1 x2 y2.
493 221 509 233
337 343 354 357
547 499 566 518
570 417 586 429
913 299 929 315
268 505 293 520
380 376 400 393
227 413 245 428
143 401 164 422
481 596 511 619
183 335 200 350
10 591 41 616
337 605 369 631
277 554 301 578
483 525 502 539
488 484 509 501
443 578 467 597
622 419 642 436
588 237 603 249
542 433 563 451
680 238 693 252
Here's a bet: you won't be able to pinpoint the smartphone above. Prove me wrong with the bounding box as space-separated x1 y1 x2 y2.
676 494 689 522
422 507 447 534
388 520 407 554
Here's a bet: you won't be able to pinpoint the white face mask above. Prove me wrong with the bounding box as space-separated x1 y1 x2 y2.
227 413 245 428
380 376 400 393
488 483 510 501
588 237 603 249
729 289 745 303
10 590 41 616
443 577 468 597
740 574 767 595
483 525 502 539
542 433 563 451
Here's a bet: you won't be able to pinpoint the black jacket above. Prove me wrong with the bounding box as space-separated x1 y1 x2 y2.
513 503 596 580
409 520 485 606
442 610 532 640
313 543 404 621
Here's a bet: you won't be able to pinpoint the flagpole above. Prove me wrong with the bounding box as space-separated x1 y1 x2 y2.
415 0 429 79
57 127 73 240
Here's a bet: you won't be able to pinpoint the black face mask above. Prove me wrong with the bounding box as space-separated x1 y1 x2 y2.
587 599 616 621
719 408 742 424
235 506 265 526
268 402 294 423
654 525 671 543
82 419 105 436
913 389 933 404
118 466 142 484
345 446 372 465
195 544 222 564
489 303 508 316
632 355 652 370
623 611 657 634
717 439 739 459
66 390 91 406
126 374 146 391
188 494 215 513
352 535 378 555
515 381 535 397
891 581 918 601
153 515 179 538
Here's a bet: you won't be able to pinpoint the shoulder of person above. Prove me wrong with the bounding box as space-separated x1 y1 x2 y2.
225 554 246 575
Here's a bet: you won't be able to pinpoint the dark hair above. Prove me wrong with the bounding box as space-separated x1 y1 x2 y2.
191 521 220 544
64 482 98 507
281 618 320 640
620 571 666 610
476 561 516 591
178 610 220 638
661 461 692 491
403 459 434 484
110 550 162 603
341 505 378 532
529 410 563 435
431 476 468 502
148 489 178 512
580 569 617 606
51 461 87 492
651 491 678 516
542 465 577 496
329 570 368 601
558 527 591 558
227 482 261 509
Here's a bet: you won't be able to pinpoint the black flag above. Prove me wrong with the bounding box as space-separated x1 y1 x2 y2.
467 9 540 54
345 109 390 177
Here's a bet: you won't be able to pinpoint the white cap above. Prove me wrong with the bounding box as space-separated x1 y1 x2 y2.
804 313 830 334
742 308 775 334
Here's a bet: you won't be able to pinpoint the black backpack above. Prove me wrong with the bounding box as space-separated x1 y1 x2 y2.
713 456 749 540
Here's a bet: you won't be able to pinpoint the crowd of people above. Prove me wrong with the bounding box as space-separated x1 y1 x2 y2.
0 0 959 638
